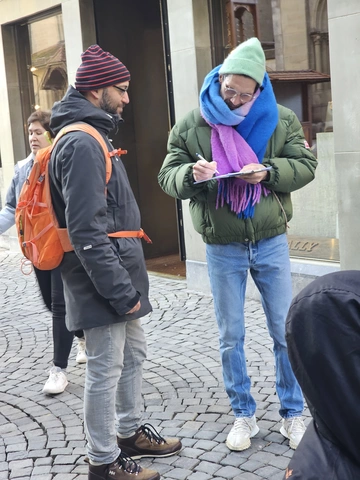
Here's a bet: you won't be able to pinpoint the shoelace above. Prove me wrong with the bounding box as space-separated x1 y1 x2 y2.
49 370 62 380
116 451 141 474
287 417 304 434
139 423 166 444
232 417 254 433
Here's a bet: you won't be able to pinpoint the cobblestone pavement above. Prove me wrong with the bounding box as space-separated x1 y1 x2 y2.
0 249 310 480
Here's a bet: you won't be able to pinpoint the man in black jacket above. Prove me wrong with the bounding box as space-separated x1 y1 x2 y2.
49 45 181 480
284 270 360 479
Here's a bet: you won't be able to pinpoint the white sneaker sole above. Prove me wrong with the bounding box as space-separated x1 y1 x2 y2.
226 425 260 451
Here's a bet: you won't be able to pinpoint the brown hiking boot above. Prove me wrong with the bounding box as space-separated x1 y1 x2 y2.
117 423 182 460
88 452 160 480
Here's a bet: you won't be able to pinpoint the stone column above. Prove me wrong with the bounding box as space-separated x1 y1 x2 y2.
311 32 322 71
271 0 284 70
166 0 213 292
327 1 360 269
311 32 322 91
61 0 96 85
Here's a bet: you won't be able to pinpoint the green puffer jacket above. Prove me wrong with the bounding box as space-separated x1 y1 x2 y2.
158 105 317 245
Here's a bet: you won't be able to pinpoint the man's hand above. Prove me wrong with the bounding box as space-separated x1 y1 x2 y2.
237 163 269 184
193 160 218 182
126 300 141 315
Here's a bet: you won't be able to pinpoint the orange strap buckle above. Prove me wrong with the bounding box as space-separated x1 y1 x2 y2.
109 148 127 157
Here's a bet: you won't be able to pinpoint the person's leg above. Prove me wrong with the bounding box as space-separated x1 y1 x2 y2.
115 320 182 459
115 319 147 436
206 242 256 417
51 267 74 370
33 267 52 311
250 234 304 418
42 267 72 394
84 322 126 465
85 322 161 479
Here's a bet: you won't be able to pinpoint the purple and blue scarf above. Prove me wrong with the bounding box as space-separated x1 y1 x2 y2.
199 65 278 218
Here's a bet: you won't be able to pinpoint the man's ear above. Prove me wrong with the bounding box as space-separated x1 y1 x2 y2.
88 89 102 100
83 88 103 106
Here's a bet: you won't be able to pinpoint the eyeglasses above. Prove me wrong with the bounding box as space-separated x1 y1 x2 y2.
223 85 255 104
113 85 129 97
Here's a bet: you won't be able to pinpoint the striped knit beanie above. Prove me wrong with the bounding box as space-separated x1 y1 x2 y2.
75 44 130 91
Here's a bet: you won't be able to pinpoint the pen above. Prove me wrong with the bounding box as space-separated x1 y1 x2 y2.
196 153 220 174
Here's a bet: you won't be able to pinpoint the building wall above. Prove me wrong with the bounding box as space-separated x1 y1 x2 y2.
0 0 350 291
291 132 338 238
0 0 96 250
176 0 339 295
327 0 360 269
273 0 309 70
167 0 212 268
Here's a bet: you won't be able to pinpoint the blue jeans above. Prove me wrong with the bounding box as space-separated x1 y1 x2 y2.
206 234 303 419
84 319 147 464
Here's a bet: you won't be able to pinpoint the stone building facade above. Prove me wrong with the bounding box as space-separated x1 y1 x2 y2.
0 0 358 293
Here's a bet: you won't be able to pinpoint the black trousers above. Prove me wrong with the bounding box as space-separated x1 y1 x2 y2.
34 266 84 369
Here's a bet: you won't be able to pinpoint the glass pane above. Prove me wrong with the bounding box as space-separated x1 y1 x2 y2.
28 14 68 111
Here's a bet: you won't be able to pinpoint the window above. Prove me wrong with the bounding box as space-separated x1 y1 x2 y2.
209 0 274 63
225 0 259 50
9 9 68 157
28 13 68 111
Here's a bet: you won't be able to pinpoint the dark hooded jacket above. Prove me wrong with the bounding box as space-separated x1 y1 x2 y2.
48 86 152 332
284 270 360 479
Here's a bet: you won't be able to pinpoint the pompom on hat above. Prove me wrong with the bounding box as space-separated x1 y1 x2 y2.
75 44 130 91
219 37 266 85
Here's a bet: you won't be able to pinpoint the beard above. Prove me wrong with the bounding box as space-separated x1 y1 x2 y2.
99 89 119 115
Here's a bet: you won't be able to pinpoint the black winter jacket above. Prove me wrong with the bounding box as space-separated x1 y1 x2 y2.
49 86 152 331
284 271 360 479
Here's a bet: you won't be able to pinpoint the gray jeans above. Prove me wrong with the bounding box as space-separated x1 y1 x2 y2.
84 319 147 464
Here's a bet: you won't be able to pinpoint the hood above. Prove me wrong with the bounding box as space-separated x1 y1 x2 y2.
286 270 360 464
50 85 121 136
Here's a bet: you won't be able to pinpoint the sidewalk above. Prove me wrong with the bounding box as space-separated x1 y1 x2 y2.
0 249 309 480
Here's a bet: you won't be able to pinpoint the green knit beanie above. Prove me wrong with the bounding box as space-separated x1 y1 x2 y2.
219 37 266 85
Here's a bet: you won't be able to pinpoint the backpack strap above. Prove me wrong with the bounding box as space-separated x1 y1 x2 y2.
53 123 124 184
48 124 151 250
108 228 152 244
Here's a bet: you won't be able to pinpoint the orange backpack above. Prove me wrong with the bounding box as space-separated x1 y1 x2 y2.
15 123 151 271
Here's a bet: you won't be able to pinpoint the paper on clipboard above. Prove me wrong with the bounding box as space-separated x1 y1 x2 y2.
194 166 272 184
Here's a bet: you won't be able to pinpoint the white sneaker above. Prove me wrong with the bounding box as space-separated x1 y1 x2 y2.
226 415 259 451
75 337 87 364
280 416 306 449
42 366 68 395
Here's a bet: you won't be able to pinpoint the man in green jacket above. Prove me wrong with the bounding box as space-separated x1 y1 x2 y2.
158 37 317 452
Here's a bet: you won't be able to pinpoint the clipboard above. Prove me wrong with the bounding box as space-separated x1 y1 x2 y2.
194 166 272 184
